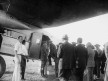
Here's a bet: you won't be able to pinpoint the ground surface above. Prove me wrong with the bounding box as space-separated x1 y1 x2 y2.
0 55 105 81
0 55 56 81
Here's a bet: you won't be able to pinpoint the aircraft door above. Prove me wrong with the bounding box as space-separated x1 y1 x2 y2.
29 32 42 59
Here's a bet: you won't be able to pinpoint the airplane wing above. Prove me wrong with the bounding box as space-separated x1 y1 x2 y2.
1 0 108 29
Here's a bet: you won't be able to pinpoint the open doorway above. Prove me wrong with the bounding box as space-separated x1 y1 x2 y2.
39 35 50 59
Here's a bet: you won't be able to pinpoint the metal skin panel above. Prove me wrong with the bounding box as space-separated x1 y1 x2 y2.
0 36 17 55
29 32 42 59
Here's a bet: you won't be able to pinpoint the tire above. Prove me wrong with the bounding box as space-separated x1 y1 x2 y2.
0 56 6 78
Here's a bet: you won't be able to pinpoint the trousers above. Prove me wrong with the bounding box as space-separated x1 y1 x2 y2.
20 55 26 79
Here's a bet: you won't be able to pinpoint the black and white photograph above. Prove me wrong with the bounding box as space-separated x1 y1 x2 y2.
0 0 108 81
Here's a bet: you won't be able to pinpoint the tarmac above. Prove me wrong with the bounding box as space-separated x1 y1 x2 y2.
0 55 105 81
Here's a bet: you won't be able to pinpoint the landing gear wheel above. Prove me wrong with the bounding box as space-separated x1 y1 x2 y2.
0 56 6 78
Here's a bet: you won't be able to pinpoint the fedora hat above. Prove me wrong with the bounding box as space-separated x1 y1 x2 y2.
62 34 68 40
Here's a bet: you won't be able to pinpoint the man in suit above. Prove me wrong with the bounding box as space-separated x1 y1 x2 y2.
47 40 52 65
58 35 76 81
48 40 58 77
94 44 103 79
40 41 49 78
101 46 106 74
75 38 88 81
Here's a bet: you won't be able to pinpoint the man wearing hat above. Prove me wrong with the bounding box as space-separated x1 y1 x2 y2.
58 35 76 81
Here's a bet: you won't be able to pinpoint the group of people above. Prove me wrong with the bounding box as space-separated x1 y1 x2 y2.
1 27 108 81
0 29 28 81
40 34 108 81
0 27 29 81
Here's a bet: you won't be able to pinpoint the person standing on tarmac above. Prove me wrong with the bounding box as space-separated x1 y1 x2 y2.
47 40 52 66
75 38 88 81
40 41 49 78
94 44 103 79
57 42 63 78
101 45 106 74
104 42 108 81
12 36 28 81
48 40 58 77
58 35 76 81
86 42 95 81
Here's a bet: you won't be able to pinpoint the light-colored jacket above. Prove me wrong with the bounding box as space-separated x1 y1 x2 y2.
105 42 108 59
86 43 95 67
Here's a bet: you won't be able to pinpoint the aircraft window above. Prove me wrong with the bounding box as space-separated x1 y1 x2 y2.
7 30 11 36
3 29 12 37
3 29 8 36
2 28 25 39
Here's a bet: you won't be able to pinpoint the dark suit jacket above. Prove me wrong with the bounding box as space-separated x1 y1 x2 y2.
40 44 48 61
101 50 106 63
58 42 76 69
50 43 57 59
75 44 88 69
94 50 102 62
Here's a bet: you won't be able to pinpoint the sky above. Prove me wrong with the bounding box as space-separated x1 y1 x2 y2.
44 13 108 47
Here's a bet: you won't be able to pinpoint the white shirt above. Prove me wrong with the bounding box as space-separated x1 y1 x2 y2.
57 44 62 58
14 41 28 56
